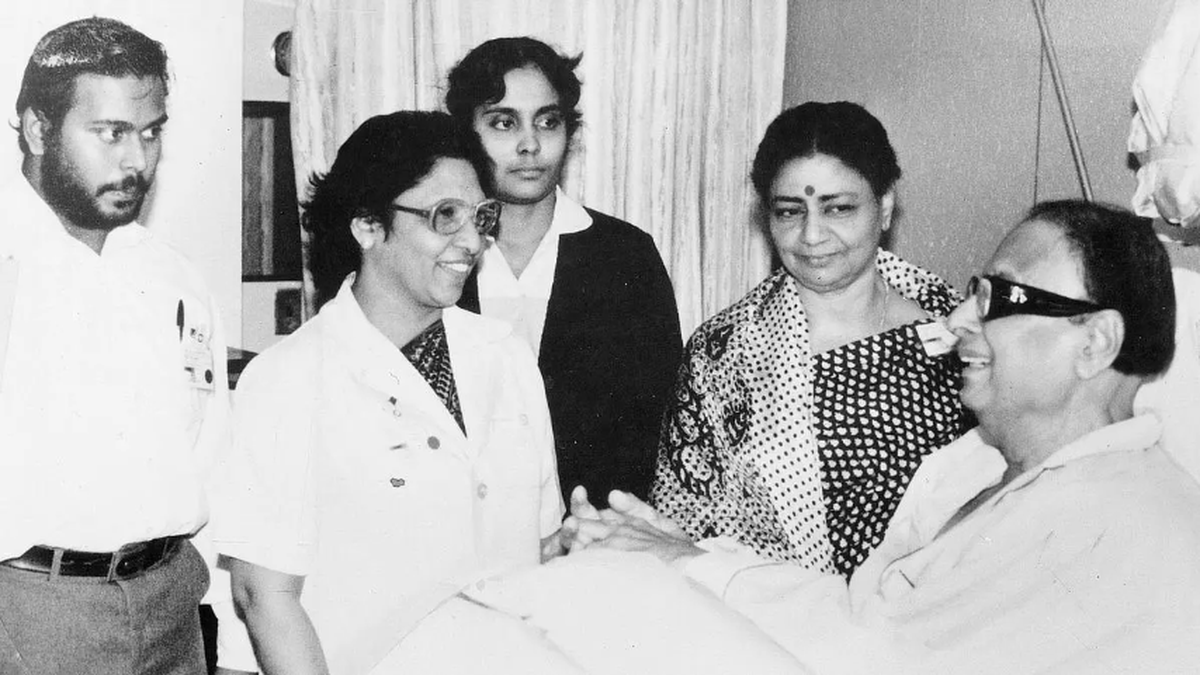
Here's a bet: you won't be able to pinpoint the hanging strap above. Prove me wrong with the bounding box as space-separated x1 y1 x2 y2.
1031 0 1094 201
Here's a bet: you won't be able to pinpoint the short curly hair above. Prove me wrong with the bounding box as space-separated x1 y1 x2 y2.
445 37 583 138
15 17 168 155
302 110 491 308
751 101 900 202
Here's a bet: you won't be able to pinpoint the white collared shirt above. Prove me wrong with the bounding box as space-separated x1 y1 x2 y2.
682 415 1200 673
476 188 592 357
0 173 228 560
213 278 562 674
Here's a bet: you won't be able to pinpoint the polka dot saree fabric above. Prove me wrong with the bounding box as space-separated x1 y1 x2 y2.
652 249 968 576
813 323 963 575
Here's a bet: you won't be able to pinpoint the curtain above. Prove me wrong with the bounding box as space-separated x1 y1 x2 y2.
292 0 787 335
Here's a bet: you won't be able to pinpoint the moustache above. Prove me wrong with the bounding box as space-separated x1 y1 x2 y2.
98 175 149 199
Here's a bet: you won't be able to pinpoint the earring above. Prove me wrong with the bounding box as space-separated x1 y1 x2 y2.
352 219 378 251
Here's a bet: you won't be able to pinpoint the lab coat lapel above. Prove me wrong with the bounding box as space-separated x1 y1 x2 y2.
443 307 495 459
320 286 470 455
349 345 472 460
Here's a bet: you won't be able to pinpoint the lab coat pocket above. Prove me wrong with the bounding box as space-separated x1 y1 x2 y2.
481 413 543 490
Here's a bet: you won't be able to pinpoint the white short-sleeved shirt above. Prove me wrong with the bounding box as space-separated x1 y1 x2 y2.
0 173 228 560
213 278 563 674
476 188 592 357
684 415 1200 673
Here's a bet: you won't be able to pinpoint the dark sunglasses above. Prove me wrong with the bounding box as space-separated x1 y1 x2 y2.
966 275 1107 322
390 198 502 237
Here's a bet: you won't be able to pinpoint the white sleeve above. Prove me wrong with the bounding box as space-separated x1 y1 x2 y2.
683 538 919 675
507 335 565 535
683 536 795 596
210 350 321 576
463 549 811 675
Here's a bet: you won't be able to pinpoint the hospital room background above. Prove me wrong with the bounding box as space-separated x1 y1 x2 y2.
3 0 1194 370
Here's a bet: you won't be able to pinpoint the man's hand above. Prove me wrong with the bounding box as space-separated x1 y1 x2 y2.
560 486 703 567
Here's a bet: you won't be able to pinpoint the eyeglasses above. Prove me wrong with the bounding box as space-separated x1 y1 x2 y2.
965 275 1107 322
389 198 502 237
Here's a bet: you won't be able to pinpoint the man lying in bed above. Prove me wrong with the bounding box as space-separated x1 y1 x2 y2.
384 200 1200 675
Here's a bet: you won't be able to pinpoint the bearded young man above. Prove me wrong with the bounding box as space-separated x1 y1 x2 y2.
0 17 228 675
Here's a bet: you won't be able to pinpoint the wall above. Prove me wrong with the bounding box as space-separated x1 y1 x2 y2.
242 0 295 352
783 0 1172 289
242 278 302 353
244 0 293 103
1 1 244 344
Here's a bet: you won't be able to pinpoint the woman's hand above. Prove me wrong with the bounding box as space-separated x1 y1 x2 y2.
561 486 704 567
539 530 565 562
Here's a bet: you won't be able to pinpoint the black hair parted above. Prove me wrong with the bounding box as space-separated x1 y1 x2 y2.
445 36 583 138
15 16 169 155
302 110 491 309
1025 199 1176 378
751 101 901 202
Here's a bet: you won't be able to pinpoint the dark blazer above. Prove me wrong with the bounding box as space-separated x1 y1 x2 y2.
459 208 682 506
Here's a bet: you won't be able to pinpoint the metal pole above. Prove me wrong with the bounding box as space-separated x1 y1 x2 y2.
1031 0 1094 202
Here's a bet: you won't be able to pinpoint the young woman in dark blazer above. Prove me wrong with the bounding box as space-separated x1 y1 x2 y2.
447 37 682 507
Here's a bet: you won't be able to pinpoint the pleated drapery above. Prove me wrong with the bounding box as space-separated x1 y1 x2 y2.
291 0 787 334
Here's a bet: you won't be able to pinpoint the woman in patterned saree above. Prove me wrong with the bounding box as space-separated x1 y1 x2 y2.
652 101 970 578
213 111 563 674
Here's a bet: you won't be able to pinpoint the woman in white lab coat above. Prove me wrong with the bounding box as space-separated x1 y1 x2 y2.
212 111 564 675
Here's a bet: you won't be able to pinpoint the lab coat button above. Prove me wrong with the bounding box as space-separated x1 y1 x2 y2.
518 414 529 426
477 483 488 500
427 436 440 450
390 477 406 488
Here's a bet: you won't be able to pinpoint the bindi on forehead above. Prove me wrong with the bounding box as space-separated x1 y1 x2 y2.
804 185 814 197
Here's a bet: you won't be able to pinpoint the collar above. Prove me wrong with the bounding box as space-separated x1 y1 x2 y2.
548 187 593 237
319 275 407 368
322 273 513 356
891 414 1162 546
1004 413 1163 492
0 171 149 259
319 273 515 446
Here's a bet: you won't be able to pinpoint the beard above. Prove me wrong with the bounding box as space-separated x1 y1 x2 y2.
40 138 150 232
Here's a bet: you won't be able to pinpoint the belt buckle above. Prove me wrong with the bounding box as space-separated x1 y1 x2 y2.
105 543 130 582
106 539 153 582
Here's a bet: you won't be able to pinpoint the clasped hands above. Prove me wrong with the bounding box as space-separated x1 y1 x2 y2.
558 486 704 567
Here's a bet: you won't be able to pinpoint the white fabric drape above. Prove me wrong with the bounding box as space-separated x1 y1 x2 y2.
1128 0 1200 228
1127 0 1200 496
291 0 786 334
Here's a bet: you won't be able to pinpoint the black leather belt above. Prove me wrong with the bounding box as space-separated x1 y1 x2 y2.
0 536 186 581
